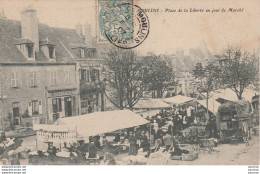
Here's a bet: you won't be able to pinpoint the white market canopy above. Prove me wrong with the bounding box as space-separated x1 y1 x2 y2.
197 99 221 115
135 109 161 118
162 95 194 105
133 98 171 109
203 88 259 102
55 110 149 138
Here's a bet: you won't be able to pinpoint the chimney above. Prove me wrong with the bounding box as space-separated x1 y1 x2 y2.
76 23 83 36
84 23 92 45
21 7 39 52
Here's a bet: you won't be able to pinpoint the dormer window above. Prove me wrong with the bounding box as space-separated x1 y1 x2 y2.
70 44 89 59
80 48 85 58
15 38 35 60
27 44 34 58
40 38 56 61
48 46 55 59
86 48 96 58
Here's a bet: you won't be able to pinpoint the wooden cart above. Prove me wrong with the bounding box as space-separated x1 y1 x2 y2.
217 100 253 143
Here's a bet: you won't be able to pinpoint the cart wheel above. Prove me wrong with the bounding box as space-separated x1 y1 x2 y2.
242 122 250 143
220 131 226 143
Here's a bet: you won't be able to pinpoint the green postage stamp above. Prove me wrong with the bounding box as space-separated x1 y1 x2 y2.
97 0 134 43
97 0 149 49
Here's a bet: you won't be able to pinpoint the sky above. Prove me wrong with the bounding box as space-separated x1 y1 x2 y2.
0 0 259 55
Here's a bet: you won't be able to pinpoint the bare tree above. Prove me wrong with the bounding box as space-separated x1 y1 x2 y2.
102 48 145 110
142 55 176 98
220 47 259 100
193 61 221 114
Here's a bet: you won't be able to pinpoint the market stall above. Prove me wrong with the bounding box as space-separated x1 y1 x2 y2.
30 110 150 165
56 110 149 139
33 124 77 150
134 98 171 110
31 124 77 164
133 98 171 118
197 99 221 116
162 95 195 107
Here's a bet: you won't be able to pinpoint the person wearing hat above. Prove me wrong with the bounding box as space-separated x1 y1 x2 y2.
157 115 162 127
102 136 110 153
88 137 97 158
128 131 137 156
114 133 120 143
140 131 149 152
47 142 57 160
153 120 159 135
76 140 86 161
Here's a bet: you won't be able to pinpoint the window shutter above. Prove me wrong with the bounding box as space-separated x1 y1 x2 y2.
11 73 14 87
39 100 43 114
33 72 37 86
11 72 18 87
79 69 82 80
28 102 32 116
50 71 53 84
87 70 90 82
54 71 57 84
15 72 18 87
29 72 33 86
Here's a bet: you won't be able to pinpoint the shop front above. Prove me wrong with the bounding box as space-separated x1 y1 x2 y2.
47 88 77 123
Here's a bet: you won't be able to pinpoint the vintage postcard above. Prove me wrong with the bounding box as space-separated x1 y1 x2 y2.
0 0 259 170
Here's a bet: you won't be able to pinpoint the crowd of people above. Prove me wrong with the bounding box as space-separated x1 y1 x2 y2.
32 104 217 164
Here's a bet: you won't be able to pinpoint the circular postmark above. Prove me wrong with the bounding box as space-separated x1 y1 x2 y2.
103 3 150 49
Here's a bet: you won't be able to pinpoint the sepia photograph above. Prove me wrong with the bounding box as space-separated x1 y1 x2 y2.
0 0 259 170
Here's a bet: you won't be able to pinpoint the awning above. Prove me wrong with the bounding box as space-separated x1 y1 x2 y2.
163 95 194 105
203 88 259 102
133 98 171 109
197 99 221 115
135 109 161 118
55 110 149 138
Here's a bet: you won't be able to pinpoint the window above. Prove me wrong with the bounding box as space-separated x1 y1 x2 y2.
80 48 85 58
27 44 34 58
81 100 88 109
48 46 55 59
12 102 20 117
52 98 62 113
86 49 96 58
11 72 18 88
90 69 99 81
86 70 90 82
81 69 86 80
80 69 90 82
66 71 70 83
29 72 37 87
50 71 57 85
28 100 42 116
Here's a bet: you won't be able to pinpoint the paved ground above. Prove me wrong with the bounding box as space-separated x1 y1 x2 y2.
167 134 259 165
18 133 259 165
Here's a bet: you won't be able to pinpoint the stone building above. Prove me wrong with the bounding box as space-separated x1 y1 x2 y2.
74 23 106 114
0 8 82 130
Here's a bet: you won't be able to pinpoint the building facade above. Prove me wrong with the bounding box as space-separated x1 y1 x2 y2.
74 24 106 114
0 8 81 130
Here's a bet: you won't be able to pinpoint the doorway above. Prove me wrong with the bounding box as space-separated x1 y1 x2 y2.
12 102 20 125
64 97 72 117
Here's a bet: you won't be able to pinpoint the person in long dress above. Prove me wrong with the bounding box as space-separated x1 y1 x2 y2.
128 132 137 156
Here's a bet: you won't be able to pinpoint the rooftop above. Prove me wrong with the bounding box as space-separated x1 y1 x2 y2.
0 18 95 64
